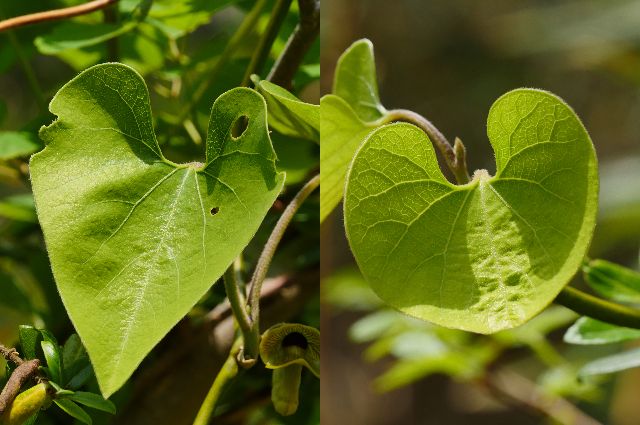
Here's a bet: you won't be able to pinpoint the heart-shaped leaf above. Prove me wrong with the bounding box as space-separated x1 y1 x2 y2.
345 89 598 333
30 63 284 396
320 39 390 222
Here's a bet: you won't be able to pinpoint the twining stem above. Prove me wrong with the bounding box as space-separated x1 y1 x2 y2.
192 341 241 425
246 174 320 359
0 0 118 32
180 0 268 122
267 0 320 89
241 0 294 87
556 286 640 329
384 109 471 184
223 259 258 366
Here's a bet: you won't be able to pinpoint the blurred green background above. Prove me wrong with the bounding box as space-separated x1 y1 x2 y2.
321 1 640 424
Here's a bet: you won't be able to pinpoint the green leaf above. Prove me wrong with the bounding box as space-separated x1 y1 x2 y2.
35 22 137 55
0 194 37 223
564 317 640 345
18 326 41 360
54 399 92 425
30 63 285 397
580 347 640 377
62 334 91 387
583 259 640 304
344 89 598 333
0 132 40 159
332 39 386 122
41 340 63 383
320 39 390 222
67 391 116 414
319 95 380 222
253 77 319 143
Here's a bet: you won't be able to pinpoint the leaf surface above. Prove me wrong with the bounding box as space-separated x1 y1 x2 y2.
320 39 389 222
564 317 640 345
344 89 598 333
253 77 319 143
30 63 284 396
583 259 640 304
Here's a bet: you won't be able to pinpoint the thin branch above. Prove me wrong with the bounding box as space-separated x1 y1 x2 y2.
0 0 118 32
0 359 41 415
384 109 471 184
556 286 640 329
246 174 320 358
0 344 23 366
481 368 603 425
242 0 294 87
266 0 320 89
192 341 241 425
223 260 258 367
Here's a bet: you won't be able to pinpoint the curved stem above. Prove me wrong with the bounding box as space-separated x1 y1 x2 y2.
246 174 320 358
223 261 252 334
267 0 320 89
556 286 640 329
242 0 293 87
192 341 240 425
385 109 471 184
0 0 118 32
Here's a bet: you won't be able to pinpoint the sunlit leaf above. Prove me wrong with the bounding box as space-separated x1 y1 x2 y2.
583 259 640 304
580 347 640 376
30 63 284 397
344 89 598 333
0 132 40 159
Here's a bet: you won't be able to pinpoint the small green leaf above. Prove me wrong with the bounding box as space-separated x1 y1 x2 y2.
54 399 92 425
253 76 319 143
344 89 599 333
35 22 137 55
62 334 91 387
67 365 94 391
30 63 284 397
583 259 640 304
67 391 116 414
18 326 41 360
564 317 640 345
0 132 40 159
41 340 62 383
332 39 386 122
320 39 391 221
580 347 640 377
319 96 380 221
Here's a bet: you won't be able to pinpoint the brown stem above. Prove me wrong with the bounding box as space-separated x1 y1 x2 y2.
266 0 319 89
0 0 118 32
0 345 24 367
481 368 602 425
385 109 471 184
0 359 41 415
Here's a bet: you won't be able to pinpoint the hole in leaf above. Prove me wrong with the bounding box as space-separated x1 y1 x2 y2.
231 115 249 139
210 207 219 216
281 332 308 349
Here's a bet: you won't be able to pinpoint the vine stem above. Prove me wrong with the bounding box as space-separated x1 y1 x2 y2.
223 259 258 366
267 0 320 89
556 286 640 329
384 109 471 184
246 174 320 359
241 0 293 87
0 0 118 32
192 340 241 425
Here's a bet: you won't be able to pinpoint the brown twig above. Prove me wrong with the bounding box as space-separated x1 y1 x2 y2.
0 345 24 367
0 0 118 32
0 359 41 415
481 368 602 425
266 0 320 89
